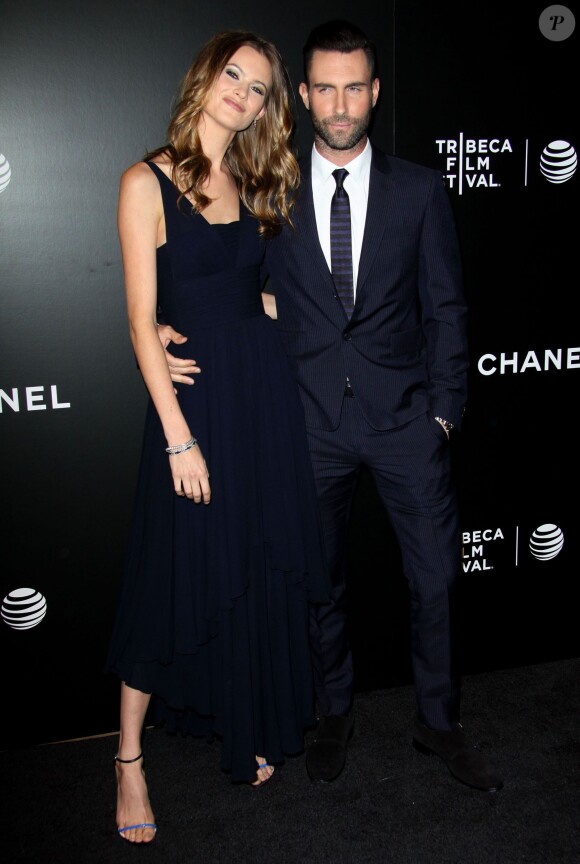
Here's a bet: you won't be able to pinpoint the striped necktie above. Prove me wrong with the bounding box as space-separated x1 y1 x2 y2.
330 168 354 320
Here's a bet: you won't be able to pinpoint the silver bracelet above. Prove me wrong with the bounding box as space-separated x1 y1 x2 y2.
434 416 454 434
165 436 196 455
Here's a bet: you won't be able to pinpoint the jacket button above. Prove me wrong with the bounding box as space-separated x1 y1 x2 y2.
343 332 352 341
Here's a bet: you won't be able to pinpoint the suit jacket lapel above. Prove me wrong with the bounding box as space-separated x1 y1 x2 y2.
295 157 350 327
296 159 335 280
356 148 392 298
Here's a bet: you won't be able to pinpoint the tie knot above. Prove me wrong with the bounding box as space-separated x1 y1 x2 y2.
332 168 349 190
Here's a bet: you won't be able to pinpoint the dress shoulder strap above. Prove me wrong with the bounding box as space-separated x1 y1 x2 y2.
144 160 194 235
146 158 167 178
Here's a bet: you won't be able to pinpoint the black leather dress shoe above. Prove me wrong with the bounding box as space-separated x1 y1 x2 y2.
306 713 354 782
412 720 503 792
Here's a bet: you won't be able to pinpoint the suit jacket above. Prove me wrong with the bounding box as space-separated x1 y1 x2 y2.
263 145 469 433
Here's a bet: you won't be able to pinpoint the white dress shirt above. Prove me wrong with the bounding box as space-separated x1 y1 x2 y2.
310 138 372 297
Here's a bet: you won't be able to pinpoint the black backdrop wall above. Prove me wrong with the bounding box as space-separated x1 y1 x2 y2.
1 1 577 747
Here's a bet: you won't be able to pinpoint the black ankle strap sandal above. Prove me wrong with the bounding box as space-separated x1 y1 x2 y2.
114 751 143 764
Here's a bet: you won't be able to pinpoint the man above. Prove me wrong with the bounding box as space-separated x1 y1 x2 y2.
160 20 502 792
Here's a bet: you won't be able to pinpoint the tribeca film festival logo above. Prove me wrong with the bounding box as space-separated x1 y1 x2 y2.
435 135 577 195
0 385 71 413
1 588 47 630
0 153 10 193
462 523 564 572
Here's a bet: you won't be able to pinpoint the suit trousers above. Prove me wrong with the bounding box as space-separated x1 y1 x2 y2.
306 395 461 731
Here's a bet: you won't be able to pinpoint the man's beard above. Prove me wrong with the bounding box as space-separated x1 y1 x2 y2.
311 109 372 151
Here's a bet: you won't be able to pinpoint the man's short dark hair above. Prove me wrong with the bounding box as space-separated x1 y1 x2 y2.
302 19 377 83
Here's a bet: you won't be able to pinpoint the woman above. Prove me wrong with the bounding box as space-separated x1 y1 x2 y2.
105 30 328 843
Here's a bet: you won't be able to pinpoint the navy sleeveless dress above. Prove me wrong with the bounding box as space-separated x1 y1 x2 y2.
105 162 328 782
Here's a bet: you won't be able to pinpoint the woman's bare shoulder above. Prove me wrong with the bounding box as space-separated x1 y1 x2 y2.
119 152 177 211
118 161 164 218
121 159 155 188
119 160 168 207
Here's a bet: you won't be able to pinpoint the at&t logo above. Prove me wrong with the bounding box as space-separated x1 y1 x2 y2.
1 588 47 630
529 524 564 561
0 153 11 194
540 141 577 184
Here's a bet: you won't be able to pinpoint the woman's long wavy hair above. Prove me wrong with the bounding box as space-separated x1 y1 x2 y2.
146 31 300 236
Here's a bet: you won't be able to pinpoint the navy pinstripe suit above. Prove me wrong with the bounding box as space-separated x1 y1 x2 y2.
263 145 469 731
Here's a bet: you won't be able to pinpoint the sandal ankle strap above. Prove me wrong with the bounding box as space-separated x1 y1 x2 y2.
114 751 143 764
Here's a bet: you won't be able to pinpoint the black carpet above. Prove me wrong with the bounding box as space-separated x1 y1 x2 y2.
3 658 579 863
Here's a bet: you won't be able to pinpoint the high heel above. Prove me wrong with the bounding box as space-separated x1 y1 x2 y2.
115 752 158 841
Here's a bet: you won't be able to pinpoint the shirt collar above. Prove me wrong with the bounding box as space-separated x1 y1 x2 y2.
311 138 372 185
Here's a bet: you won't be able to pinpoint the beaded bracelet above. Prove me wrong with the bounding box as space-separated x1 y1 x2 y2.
165 436 197 455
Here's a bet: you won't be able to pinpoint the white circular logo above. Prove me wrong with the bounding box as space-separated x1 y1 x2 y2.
539 5 576 40
540 140 577 184
0 153 11 193
529 524 564 561
1 587 48 629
